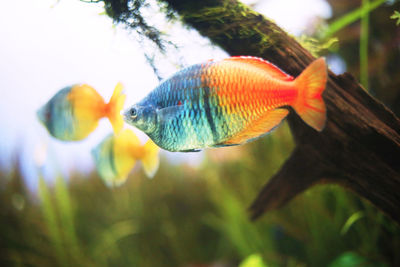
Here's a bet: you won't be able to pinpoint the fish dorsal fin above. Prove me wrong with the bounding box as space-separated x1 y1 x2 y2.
220 109 289 145
224 56 293 81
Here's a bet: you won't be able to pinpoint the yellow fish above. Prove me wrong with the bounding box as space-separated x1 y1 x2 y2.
92 129 160 187
37 83 125 141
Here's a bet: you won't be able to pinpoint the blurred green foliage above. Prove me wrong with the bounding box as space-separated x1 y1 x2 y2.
320 0 386 39
390 10 400 25
1 124 399 266
324 0 400 115
2 1 400 266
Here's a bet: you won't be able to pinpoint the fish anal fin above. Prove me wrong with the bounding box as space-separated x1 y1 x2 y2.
222 109 289 145
225 56 293 81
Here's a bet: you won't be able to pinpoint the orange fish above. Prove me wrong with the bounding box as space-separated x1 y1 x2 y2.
124 56 327 152
37 83 125 141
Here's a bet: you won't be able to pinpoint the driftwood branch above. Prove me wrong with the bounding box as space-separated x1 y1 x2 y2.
249 145 329 219
98 0 400 223
162 0 400 223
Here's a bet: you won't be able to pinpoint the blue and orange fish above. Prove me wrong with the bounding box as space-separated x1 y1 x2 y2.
92 129 160 187
37 83 125 141
124 56 327 152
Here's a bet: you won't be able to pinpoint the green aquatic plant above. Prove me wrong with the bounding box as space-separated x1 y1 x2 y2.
239 254 268 267
180 0 278 53
296 35 338 57
38 177 67 267
390 10 400 25
320 0 387 39
3 1 400 266
38 176 87 266
1 147 399 266
319 0 387 90
360 0 370 90
54 176 81 262
340 211 365 236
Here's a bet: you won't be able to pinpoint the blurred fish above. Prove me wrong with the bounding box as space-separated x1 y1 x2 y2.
92 129 160 187
37 83 125 141
124 56 327 152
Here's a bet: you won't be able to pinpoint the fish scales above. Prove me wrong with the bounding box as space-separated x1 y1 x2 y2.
172 61 287 150
124 57 327 151
50 88 75 138
152 64 217 149
38 83 125 141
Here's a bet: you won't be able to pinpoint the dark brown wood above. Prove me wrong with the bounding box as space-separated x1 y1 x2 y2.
163 0 400 223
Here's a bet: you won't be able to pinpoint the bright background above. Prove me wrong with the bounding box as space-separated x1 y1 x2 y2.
0 0 331 189
1 1 400 267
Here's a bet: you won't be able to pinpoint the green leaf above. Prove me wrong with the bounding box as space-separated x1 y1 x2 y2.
328 252 367 267
390 10 400 25
38 177 66 266
360 0 370 91
321 0 386 39
340 211 365 235
55 176 80 260
297 35 338 56
239 254 268 267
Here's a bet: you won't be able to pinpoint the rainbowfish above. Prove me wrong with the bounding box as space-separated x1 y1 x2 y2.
91 129 160 187
124 56 327 152
37 83 125 141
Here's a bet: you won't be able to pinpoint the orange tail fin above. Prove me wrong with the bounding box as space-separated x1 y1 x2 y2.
293 58 327 131
105 83 126 134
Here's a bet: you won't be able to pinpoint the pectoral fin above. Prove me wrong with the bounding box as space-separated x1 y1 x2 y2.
219 109 289 146
157 105 186 122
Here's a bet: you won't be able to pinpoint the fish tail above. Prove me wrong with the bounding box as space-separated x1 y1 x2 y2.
292 58 327 131
140 139 160 178
105 83 126 134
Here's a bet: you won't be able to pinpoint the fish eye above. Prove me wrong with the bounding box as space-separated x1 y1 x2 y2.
130 108 137 118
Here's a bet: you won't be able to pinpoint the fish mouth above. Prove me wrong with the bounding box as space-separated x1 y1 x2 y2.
122 109 129 121
36 106 47 125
